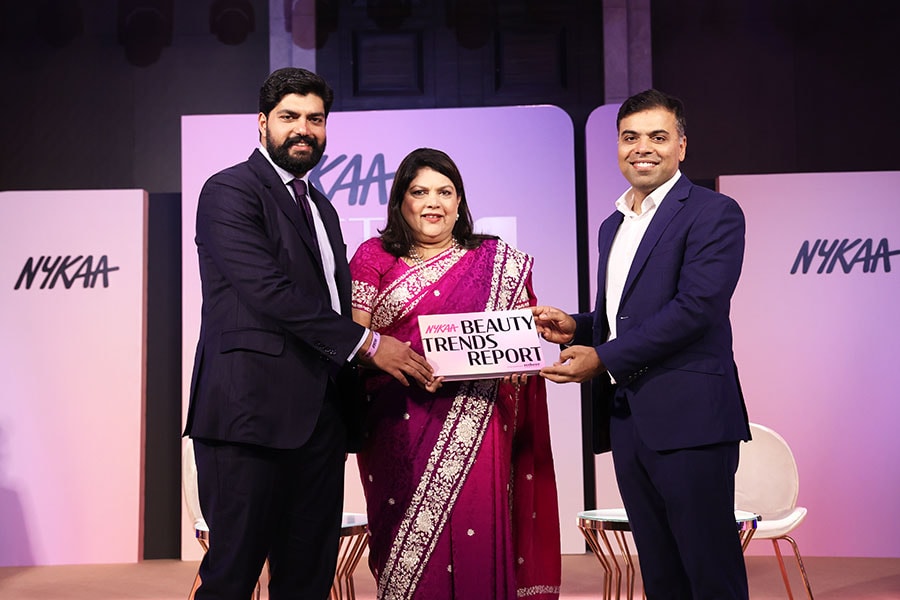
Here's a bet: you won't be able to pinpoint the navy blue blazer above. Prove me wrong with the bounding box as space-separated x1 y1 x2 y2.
185 149 366 449
574 175 751 453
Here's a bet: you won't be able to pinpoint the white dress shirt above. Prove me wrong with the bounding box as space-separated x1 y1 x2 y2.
260 146 368 360
605 170 683 343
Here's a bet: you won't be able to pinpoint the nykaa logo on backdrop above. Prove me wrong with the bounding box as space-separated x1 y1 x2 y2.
790 238 899 274
310 152 395 206
14 255 120 290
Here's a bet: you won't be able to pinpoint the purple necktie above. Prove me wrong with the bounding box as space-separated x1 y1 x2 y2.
290 178 319 250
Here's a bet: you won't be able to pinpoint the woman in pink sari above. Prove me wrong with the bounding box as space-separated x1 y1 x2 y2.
349 148 560 600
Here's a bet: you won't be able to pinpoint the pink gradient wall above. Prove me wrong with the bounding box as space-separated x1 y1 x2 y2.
721 172 900 558
180 106 585 558
0 190 147 566
584 104 630 514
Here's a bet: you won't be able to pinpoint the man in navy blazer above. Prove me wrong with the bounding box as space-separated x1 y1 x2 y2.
535 89 751 599
184 68 433 600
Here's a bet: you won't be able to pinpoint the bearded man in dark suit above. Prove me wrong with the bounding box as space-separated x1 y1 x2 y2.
185 67 433 600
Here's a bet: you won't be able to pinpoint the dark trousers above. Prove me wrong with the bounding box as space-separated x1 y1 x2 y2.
193 400 347 600
610 413 748 600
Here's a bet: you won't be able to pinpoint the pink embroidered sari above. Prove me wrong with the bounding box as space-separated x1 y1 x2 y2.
350 237 561 600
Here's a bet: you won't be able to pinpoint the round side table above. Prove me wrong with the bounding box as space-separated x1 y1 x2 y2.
577 508 759 600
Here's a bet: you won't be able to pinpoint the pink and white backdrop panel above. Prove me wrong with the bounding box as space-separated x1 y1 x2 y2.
584 104 630 516
180 105 584 558
720 172 900 558
0 190 147 567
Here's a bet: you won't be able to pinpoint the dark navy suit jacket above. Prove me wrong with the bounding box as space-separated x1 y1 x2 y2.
573 175 750 453
185 149 366 450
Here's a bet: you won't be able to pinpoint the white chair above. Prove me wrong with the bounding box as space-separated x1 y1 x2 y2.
181 439 210 551
735 423 814 599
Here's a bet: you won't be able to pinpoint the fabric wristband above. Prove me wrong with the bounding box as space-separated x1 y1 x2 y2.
363 331 380 360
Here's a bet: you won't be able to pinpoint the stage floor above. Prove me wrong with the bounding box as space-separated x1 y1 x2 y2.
1 553 898 599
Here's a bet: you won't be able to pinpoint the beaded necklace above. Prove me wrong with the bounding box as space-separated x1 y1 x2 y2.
406 238 462 289
407 238 459 265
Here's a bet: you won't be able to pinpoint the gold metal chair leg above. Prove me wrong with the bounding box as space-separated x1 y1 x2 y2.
739 528 755 552
191 537 262 600
188 572 201 600
783 535 814 600
772 539 796 600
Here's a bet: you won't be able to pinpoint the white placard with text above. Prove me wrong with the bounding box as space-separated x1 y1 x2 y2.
418 309 544 380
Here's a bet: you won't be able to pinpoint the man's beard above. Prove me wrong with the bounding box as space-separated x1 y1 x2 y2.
266 131 326 176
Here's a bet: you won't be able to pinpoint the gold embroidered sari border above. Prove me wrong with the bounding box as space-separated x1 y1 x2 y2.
377 379 498 599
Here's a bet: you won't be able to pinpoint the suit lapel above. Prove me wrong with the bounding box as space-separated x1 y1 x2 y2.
595 212 623 327
244 150 360 316
248 150 323 262
620 176 691 302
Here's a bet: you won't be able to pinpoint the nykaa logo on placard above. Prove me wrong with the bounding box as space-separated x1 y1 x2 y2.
310 153 395 206
790 238 899 274
14 255 120 290
425 323 459 334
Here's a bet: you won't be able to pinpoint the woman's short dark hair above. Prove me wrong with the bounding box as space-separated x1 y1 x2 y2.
258 68 334 117
379 147 496 257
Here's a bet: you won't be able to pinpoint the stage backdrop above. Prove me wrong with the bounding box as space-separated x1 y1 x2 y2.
180 105 584 558
0 190 147 566
721 172 900 558
584 103 631 517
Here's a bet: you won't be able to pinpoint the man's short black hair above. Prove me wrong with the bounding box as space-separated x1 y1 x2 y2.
258 68 334 117
617 89 686 138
